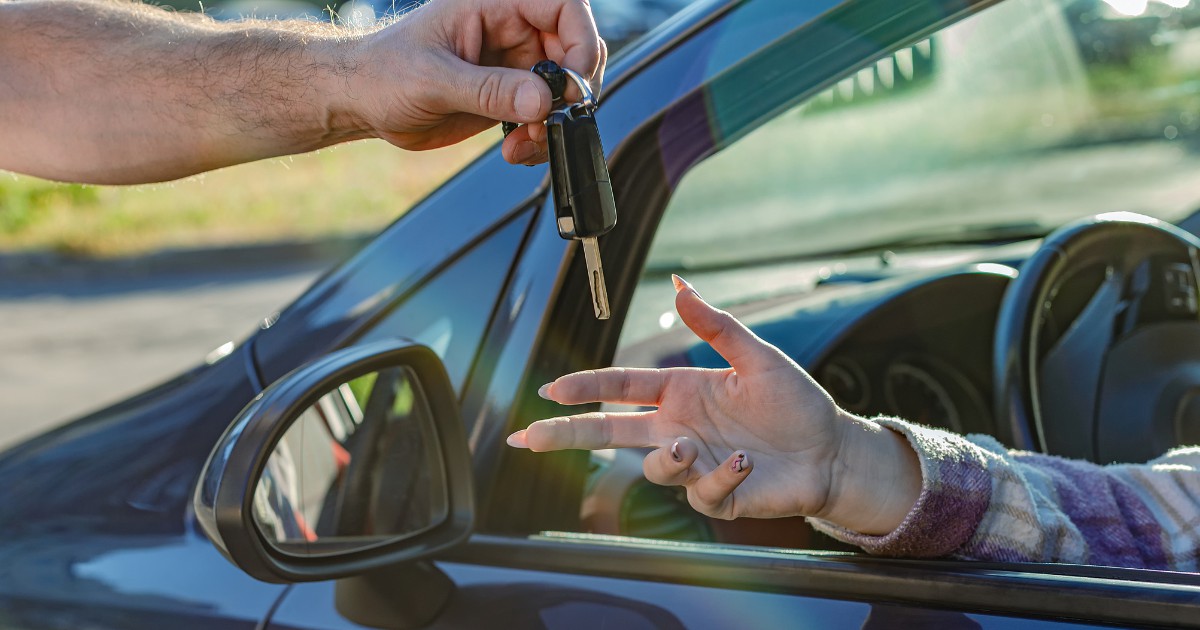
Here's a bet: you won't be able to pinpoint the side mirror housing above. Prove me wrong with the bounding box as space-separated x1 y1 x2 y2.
193 339 473 584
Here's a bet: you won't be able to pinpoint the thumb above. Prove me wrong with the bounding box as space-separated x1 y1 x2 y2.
672 275 786 375
442 58 552 123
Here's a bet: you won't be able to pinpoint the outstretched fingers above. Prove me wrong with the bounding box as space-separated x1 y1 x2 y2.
507 411 656 452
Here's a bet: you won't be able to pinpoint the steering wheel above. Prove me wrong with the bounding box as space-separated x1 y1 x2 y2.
994 213 1200 463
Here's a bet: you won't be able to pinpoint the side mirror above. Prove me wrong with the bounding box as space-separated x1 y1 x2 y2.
194 339 473 584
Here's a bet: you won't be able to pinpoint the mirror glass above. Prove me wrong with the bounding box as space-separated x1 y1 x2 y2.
252 366 449 556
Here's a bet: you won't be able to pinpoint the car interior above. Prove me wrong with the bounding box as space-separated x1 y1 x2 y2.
561 0 1200 554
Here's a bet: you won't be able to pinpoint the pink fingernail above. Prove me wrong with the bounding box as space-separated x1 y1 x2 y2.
730 451 748 473
671 274 686 293
670 441 682 462
537 383 553 400
506 431 529 449
671 274 701 299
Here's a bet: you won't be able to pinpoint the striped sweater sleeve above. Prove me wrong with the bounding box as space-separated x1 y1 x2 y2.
807 418 1200 571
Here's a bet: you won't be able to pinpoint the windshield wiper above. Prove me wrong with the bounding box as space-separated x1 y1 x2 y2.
645 221 1049 276
847 221 1049 253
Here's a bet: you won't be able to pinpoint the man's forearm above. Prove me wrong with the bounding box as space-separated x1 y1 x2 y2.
0 0 372 184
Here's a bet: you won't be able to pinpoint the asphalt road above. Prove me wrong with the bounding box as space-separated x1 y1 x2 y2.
0 264 324 452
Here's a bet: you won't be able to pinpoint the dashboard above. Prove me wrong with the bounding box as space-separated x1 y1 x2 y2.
664 264 1017 438
808 268 1012 437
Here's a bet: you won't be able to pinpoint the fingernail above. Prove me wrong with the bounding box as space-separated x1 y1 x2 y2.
537 383 553 400
506 430 529 448
513 141 537 164
670 441 682 462
515 80 542 120
730 451 749 473
671 274 701 299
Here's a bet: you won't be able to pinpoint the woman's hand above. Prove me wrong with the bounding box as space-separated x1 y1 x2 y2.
508 276 922 535
349 0 606 165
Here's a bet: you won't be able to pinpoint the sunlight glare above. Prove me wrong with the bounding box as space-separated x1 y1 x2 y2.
1102 0 1148 16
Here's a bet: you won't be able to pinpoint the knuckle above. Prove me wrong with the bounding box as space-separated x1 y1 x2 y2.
598 413 613 445
687 488 720 518
474 72 507 116
582 369 600 399
563 417 579 447
618 369 633 402
708 319 732 347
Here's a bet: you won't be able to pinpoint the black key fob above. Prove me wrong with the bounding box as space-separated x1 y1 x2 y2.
547 108 616 240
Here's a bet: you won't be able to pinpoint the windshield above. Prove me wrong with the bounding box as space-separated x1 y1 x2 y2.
650 0 1200 272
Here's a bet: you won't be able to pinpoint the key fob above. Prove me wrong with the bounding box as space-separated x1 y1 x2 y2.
547 108 617 240
500 60 617 320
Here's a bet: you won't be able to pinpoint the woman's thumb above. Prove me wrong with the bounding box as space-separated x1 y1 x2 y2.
672 275 783 374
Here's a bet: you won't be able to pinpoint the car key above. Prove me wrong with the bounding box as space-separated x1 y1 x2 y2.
504 62 616 319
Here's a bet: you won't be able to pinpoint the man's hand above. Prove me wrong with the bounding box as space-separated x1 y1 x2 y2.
508 276 923 536
0 0 604 184
353 0 606 165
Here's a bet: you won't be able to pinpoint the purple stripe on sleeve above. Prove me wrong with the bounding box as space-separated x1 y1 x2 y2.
1013 454 1169 570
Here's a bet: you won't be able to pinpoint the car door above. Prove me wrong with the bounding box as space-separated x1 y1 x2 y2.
262 0 1200 626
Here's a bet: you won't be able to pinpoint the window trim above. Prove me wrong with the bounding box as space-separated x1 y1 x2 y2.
439 533 1200 626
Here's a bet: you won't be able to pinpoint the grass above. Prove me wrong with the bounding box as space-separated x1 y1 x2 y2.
0 135 493 258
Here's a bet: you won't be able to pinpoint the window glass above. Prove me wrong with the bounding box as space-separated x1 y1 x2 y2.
357 214 530 393
596 0 1200 547
622 0 1200 347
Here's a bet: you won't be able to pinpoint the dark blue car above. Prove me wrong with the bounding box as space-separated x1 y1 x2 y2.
4 0 1200 627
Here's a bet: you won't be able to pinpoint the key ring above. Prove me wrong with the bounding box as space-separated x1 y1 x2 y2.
558 67 597 112
501 63 597 138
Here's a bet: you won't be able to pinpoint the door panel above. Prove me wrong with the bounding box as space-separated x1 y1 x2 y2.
266 560 1100 629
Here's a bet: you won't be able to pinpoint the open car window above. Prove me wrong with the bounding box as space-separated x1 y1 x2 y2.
570 0 1200 561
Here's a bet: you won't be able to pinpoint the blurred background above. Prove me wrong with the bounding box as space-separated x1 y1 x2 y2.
0 0 695 451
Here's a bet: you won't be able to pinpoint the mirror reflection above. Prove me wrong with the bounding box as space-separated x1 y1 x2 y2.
253 367 449 556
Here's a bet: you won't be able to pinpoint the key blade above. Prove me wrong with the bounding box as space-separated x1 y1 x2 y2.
581 238 611 320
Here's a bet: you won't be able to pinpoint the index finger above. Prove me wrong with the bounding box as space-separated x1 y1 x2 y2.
510 0 602 81
509 411 657 451
542 368 669 406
